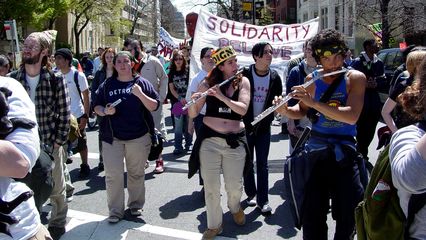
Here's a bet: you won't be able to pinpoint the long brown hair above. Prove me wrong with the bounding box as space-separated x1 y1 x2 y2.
101 48 116 70
169 50 187 74
398 57 426 120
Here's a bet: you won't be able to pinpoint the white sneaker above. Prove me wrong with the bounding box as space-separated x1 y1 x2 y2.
246 197 256 207
258 203 272 214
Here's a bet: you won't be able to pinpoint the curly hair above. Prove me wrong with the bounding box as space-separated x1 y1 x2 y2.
398 57 426 120
310 29 348 62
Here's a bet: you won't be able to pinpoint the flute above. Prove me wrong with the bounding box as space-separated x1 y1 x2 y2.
182 67 246 110
251 68 348 126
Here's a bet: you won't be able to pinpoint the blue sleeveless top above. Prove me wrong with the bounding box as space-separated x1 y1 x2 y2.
311 75 357 137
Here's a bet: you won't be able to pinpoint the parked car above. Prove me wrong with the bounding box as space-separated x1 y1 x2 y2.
376 48 404 103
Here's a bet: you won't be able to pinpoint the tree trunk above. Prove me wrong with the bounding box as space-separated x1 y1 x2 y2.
74 23 80 56
381 0 390 49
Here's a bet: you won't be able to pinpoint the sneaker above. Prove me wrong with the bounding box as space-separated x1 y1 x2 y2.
257 203 272 215
154 159 164 174
246 197 256 207
66 195 73 202
48 226 65 240
232 208 246 225
202 225 223 240
130 208 143 216
98 161 104 172
79 163 91 178
185 145 192 152
145 161 150 169
107 216 121 223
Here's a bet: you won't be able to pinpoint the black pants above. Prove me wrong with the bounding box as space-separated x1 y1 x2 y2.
302 148 364 240
356 91 381 160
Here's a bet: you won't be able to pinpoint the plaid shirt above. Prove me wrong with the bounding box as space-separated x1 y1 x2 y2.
9 67 71 146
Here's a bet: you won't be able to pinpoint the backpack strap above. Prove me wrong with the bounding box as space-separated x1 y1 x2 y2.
306 73 345 123
73 71 84 105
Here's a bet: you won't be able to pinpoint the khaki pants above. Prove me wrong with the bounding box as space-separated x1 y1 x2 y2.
151 103 167 138
199 137 246 229
28 224 53 240
102 134 151 218
49 146 68 228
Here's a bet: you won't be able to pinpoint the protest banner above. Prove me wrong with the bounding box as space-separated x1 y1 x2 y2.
158 27 189 59
190 8 319 83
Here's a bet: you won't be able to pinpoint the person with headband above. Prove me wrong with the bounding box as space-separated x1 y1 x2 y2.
93 51 159 224
188 45 251 239
8 30 72 240
276 29 366 239
241 42 282 215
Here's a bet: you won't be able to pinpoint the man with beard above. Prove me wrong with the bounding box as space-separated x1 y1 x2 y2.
8 30 71 240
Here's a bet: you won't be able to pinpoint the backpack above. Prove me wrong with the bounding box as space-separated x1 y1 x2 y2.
355 124 426 240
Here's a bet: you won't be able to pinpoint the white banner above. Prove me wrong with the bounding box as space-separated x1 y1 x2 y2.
158 27 189 59
190 9 319 84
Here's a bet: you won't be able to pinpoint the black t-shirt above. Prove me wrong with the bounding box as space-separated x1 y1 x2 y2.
168 70 189 99
389 75 416 128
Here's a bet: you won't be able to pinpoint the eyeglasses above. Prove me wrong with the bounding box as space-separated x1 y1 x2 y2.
23 45 41 52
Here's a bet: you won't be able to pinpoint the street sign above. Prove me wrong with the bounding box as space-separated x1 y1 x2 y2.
4 21 14 40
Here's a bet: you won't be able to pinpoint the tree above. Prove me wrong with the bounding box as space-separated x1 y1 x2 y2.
258 5 275 26
32 0 71 30
128 1 151 36
0 0 37 26
352 0 426 48
70 0 124 55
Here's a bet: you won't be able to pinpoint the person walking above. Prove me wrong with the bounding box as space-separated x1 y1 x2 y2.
169 50 192 155
389 56 426 239
91 48 116 172
93 51 159 223
188 45 251 239
277 29 366 239
242 42 282 214
8 30 71 240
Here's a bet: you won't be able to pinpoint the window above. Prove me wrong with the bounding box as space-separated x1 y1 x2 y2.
348 6 354 36
335 6 339 31
321 7 328 29
314 10 318 18
303 12 308 21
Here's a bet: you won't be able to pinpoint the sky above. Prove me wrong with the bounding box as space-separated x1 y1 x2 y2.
170 0 213 18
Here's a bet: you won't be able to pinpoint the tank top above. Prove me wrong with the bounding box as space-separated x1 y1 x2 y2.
312 75 357 137
205 87 242 120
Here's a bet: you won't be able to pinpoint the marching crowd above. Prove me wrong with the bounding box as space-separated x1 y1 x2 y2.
0 24 426 240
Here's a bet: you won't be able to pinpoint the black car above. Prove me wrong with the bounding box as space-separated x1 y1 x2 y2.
377 48 404 102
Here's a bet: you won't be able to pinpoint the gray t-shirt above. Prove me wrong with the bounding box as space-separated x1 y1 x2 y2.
389 125 426 239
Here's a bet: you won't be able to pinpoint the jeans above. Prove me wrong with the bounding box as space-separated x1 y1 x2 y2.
243 131 271 206
174 115 192 150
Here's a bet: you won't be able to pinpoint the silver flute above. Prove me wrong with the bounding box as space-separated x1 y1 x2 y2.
251 68 348 126
182 67 245 110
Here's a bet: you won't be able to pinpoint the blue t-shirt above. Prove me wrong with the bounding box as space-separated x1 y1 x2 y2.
312 75 357 137
94 76 159 141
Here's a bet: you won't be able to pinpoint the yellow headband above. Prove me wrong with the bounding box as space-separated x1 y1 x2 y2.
211 46 237 66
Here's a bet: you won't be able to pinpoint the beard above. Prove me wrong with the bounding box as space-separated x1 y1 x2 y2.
23 52 42 65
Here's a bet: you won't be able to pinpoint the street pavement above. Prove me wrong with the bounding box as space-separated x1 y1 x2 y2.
44 103 383 240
